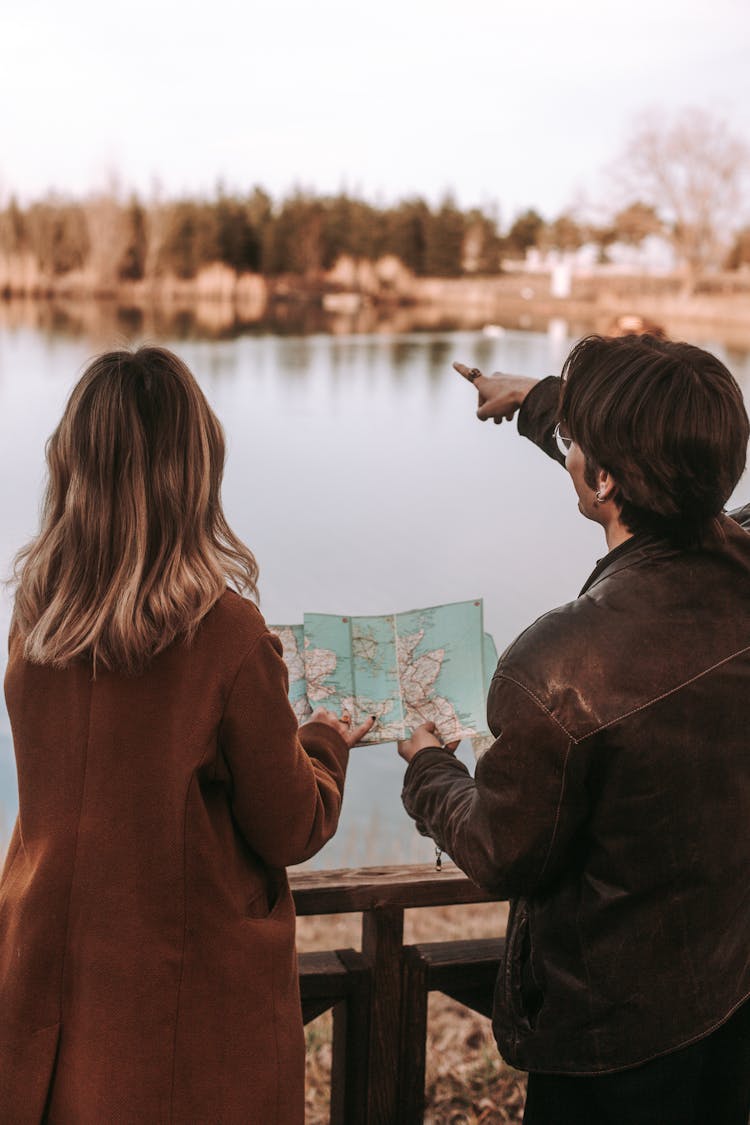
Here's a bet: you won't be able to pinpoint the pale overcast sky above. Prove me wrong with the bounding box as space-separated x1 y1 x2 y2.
2 0 748 221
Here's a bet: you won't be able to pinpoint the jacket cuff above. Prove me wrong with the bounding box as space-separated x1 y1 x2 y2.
517 375 564 464
402 747 469 815
402 748 471 847
402 745 455 786
298 720 349 773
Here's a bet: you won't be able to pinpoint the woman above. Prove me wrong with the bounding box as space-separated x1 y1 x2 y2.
0 346 371 1124
400 335 750 1124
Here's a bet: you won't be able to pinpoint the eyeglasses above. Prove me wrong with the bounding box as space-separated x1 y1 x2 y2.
553 422 573 458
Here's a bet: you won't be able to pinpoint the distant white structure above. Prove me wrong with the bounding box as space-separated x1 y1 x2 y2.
550 261 572 297
603 236 676 273
510 236 676 277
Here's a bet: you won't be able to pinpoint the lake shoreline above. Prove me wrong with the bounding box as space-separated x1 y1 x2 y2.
2 270 750 350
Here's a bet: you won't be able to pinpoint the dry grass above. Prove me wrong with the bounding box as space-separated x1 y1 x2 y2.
298 902 527 1124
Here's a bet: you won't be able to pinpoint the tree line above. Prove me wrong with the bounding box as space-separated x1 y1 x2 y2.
2 189 743 287
1 110 748 288
0 189 585 285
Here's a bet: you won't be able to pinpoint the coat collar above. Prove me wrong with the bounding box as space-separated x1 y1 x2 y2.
578 532 673 596
580 510 750 597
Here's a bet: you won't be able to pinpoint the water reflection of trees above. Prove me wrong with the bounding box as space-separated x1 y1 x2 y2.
0 296 541 346
1 299 749 388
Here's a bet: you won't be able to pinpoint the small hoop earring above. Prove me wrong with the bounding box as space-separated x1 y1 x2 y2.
595 490 607 504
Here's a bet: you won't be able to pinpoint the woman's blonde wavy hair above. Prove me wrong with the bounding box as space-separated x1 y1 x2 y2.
13 346 259 674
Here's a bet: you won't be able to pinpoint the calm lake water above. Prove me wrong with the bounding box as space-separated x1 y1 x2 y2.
2 313 750 867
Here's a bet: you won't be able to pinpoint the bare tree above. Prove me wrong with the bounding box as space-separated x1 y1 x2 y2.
616 108 749 290
139 179 171 282
84 194 132 291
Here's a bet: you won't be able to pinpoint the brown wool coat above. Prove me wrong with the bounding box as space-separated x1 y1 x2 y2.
0 591 348 1125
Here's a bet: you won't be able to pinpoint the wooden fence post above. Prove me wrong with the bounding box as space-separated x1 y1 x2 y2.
361 905 405 1125
291 864 498 1123
399 945 430 1123
330 948 371 1125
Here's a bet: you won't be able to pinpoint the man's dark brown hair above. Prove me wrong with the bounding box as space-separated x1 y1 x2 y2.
560 334 750 545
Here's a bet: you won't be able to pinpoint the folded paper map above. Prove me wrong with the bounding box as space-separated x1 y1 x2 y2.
270 599 498 752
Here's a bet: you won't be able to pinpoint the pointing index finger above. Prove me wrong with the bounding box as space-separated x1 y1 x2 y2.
453 361 482 383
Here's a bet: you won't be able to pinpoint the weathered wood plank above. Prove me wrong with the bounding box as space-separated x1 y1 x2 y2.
290 862 497 915
413 936 505 1021
412 936 504 969
298 950 351 1003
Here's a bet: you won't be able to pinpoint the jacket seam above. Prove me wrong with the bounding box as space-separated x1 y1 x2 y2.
492 674 576 890
501 643 750 743
58 673 94 1028
536 737 574 884
215 630 271 784
496 673 575 739
219 629 275 723
271 916 282 1122
579 642 750 739
168 740 215 1122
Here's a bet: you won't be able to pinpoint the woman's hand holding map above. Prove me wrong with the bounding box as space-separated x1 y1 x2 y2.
308 707 376 748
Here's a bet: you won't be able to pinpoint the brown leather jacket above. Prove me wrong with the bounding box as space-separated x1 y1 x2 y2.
402 376 750 1075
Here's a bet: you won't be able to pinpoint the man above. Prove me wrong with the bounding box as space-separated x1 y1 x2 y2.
399 334 750 1125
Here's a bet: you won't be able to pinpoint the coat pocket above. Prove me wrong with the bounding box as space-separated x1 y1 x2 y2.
243 869 290 923
503 899 544 1032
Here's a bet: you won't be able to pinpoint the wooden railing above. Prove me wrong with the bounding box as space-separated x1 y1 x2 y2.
290 863 505 1125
